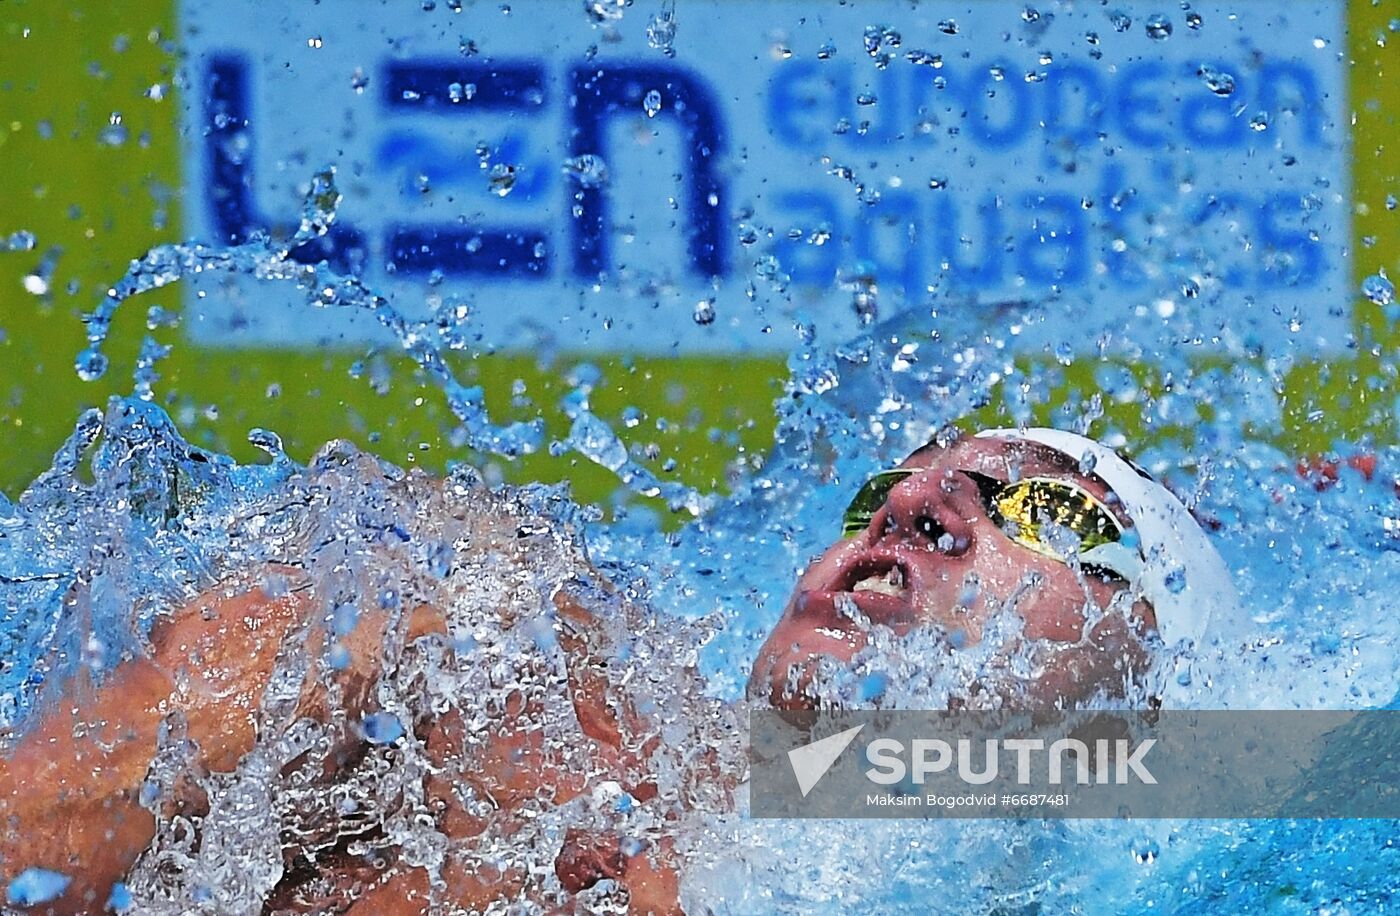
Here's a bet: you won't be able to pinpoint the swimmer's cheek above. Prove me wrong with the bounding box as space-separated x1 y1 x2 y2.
0 578 344 908
1027 612 1149 707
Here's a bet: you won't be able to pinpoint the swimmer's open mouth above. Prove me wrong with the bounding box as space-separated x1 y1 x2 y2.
833 555 908 594
817 555 915 623
848 561 907 598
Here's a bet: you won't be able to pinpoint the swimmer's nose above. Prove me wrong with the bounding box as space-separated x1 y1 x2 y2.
878 471 977 556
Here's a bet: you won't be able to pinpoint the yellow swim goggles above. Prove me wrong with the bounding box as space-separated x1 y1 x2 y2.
841 468 1124 563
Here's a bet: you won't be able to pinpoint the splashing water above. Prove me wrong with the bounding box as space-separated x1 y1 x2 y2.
72 168 709 514
1 399 738 911
3 165 1400 911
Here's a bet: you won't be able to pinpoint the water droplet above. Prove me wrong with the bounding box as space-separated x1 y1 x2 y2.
584 0 627 23
642 88 663 118
1144 14 1172 39
292 166 341 245
858 671 890 703
132 336 170 401
1164 566 1187 594
1363 271 1395 307
488 162 519 197
848 275 878 324
75 347 109 381
693 298 716 325
1131 837 1160 864
99 114 128 147
6 868 71 907
645 4 676 56
1249 111 1270 132
937 18 958 35
145 304 175 330
562 153 609 189
4 230 35 251
247 427 286 458
328 643 352 670
863 25 884 55
1109 10 1132 32
1186 11 1203 29
350 68 369 93
360 711 405 745
107 882 133 913
569 412 628 471
816 41 836 60
957 574 981 608
1197 65 1235 96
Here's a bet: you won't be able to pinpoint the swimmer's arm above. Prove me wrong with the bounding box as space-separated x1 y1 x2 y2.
0 653 173 911
0 582 315 910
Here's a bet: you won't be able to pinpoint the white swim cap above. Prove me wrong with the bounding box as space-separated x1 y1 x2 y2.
975 428 1241 648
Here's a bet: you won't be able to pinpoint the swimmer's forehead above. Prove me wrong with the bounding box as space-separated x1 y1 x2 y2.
897 433 1127 519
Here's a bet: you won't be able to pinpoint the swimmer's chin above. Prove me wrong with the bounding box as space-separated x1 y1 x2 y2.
750 587 954 711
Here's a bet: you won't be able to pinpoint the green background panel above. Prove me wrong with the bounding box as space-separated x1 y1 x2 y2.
0 1 1395 511
1 2 182 489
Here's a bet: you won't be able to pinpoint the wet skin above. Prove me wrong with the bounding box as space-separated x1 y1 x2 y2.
0 577 683 914
749 433 1158 710
0 434 1156 913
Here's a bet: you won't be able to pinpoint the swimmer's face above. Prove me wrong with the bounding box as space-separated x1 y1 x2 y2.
749 433 1158 710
